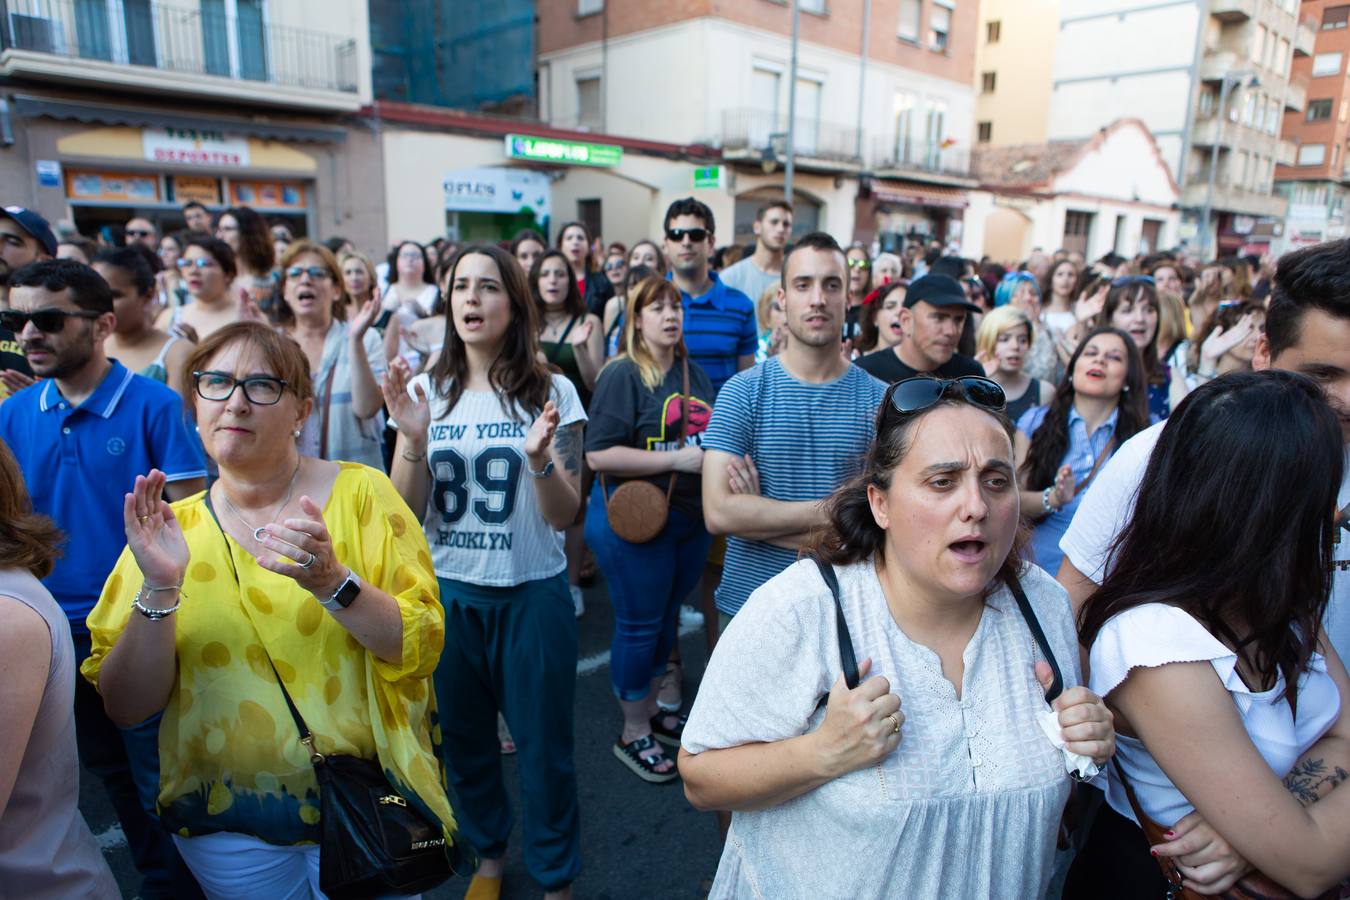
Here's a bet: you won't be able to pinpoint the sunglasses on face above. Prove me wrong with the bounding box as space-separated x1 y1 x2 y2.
666 228 709 244
0 308 102 334
847 258 871 270
285 266 332 281
126 229 154 238
1111 275 1155 287
603 261 627 272
879 376 1007 431
193 371 288 406
177 257 219 270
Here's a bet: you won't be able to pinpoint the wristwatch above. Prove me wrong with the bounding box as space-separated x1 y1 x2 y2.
527 457 554 479
318 568 362 611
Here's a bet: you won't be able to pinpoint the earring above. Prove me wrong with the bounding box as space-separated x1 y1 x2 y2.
1122 385 1130 393
293 429 301 438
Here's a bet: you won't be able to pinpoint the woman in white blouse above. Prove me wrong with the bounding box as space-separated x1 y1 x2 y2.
1067 370 1350 898
679 376 1116 900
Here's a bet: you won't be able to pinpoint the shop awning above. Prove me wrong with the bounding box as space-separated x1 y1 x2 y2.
872 180 968 209
13 96 346 144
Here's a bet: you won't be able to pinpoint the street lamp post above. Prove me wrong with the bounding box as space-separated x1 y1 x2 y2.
784 0 800 209
1199 70 1259 259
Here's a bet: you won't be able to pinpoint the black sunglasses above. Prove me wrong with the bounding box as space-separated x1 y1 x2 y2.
285 265 332 281
880 376 1007 430
666 227 709 244
125 228 155 238
0 308 102 334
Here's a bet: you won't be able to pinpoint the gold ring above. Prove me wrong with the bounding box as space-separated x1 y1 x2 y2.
885 714 900 734
137 515 150 523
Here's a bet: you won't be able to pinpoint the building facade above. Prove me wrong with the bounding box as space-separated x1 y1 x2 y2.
973 0 1059 148
1274 0 1350 251
0 0 374 244
1050 0 1308 255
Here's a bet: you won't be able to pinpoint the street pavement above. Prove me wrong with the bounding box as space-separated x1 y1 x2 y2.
81 576 727 899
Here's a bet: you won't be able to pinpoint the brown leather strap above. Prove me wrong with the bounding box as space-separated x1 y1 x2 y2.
664 355 691 500
1075 437 1116 497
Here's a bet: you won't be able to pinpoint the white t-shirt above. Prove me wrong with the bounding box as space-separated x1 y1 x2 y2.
1059 422 1350 665
1090 603 1340 828
409 372 586 587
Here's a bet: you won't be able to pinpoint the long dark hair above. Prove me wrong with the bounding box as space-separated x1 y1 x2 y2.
1079 371 1342 709
1103 279 1163 384
529 249 587 320
1021 327 1148 491
815 388 1029 591
221 206 275 275
556 220 594 273
430 244 552 421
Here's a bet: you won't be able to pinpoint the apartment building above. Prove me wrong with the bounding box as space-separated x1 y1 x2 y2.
1050 0 1310 256
1274 0 1350 250
0 0 373 243
973 0 1059 147
523 0 979 249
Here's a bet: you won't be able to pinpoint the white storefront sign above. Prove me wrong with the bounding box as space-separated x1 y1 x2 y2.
142 127 250 168
443 167 551 218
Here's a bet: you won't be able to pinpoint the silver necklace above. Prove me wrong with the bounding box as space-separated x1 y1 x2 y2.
220 458 302 543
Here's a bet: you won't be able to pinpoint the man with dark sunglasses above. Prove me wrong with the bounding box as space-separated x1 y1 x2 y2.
662 197 757 398
0 206 54 404
125 216 158 250
0 258 206 899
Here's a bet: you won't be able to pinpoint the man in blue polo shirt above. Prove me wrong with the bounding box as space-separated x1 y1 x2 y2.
0 258 206 899
663 197 757 397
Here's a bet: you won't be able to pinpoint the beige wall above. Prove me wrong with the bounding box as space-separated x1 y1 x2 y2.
974 0 1058 147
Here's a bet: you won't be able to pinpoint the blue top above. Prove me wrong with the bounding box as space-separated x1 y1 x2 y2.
1015 403 1119 577
671 271 757 398
0 361 207 631
702 357 887 616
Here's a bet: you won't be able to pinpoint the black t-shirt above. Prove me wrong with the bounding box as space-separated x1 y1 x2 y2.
0 326 33 406
853 347 984 385
585 357 714 519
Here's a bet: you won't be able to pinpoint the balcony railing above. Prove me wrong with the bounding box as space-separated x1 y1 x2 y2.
2 0 358 94
719 108 862 165
871 135 971 178
1285 76 1307 113
1295 17 1315 57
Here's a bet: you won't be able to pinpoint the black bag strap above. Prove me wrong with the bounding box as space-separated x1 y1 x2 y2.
544 315 579 364
813 557 859 692
1003 571 1064 704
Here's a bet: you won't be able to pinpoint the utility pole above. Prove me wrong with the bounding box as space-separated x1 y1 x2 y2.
855 0 871 162
784 0 800 208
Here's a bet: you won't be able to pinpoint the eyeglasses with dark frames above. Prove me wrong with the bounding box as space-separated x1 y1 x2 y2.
192 371 288 406
285 266 332 281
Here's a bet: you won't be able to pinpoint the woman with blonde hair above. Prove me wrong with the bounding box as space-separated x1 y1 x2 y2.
975 305 1056 425
585 275 714 783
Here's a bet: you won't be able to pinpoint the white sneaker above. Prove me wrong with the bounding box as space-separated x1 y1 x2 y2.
679 604 704 627
571 584 585 618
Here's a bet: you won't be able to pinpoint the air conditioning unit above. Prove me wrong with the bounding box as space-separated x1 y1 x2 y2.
8 14 64 54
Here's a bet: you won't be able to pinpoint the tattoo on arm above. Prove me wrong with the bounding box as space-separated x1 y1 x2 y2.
554 423 582 476
1282 757 1350 807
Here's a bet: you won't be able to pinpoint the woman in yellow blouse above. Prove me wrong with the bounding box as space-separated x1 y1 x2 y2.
81 322 465 898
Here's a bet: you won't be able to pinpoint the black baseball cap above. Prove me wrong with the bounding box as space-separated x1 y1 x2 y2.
0 206 58 257
904 274 981 313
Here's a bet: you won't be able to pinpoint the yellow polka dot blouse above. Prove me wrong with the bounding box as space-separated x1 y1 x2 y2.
82 463 460 848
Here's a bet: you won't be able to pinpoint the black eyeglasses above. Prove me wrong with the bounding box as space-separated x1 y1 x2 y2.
193 371 288 406
0 308 102 334
880 376 1007 431
1111 275 1155 287
285 266 332 281
666 227 708 244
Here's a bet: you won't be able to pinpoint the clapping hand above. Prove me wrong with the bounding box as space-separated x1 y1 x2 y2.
568 319 595 347
524 400 561 463
381 357 431 439
255 496 345 599
350 296 382 339
124 470 189 595
1051 464 1077 507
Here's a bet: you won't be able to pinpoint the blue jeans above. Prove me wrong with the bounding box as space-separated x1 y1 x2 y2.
433 573 580 892
585 484 711 701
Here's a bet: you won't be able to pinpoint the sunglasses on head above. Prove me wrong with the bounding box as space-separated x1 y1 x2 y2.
880 376 1007 431
666 227 708 244
0 308 103 334
285 265 331 281
1111 275 1155 287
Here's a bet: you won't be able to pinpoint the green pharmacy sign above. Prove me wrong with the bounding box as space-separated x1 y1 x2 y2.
693 165 724 189
505 134 622 168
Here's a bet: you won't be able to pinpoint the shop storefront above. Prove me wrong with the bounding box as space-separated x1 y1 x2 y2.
442 164 552 243
860 178 969 251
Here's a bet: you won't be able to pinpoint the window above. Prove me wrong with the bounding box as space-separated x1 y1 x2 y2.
750 65 781 146
1198 86 1216 117
1063 210 1094 255
1267 97 1280 134
977 121 992 143
894 92 917 162
1241 90 1256 126
981 71 996 94
1322 5 1349 29
578 0 603 14
1298 143 1327 166
1278 38 1290 71
1313 52 1343 77
799 0 826 11
1251 25 1266 64
794 77 824 156
576 75 601 129
1309 99 1334 121
924 99 947 169
930 1 953 51
578 199 601 240
898 0 922 42
986 20 1001 43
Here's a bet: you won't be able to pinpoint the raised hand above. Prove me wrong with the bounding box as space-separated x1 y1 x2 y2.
568 318 595 346
255 495 345 599
1074 285 1107 324
814 658 904 779
123 470 189 592
1053 464 1077 506
1200 312 1258 367
524 400 561 462
350 296 382 339
1036 661 1115 765
381 357 432 441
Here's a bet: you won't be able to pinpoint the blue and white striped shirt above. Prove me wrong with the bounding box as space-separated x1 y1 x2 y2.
703 357 887 616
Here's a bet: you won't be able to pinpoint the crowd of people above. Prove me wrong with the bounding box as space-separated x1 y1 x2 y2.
0 192 1347 900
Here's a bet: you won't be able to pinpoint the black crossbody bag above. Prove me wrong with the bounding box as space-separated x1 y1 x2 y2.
202 492 461 898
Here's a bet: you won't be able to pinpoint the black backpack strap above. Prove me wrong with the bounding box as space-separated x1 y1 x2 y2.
813 557 859 690
1004 571 1064 704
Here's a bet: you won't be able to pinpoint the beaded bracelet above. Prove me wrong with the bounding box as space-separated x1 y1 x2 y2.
1042 487 1059 514
132 583 184 620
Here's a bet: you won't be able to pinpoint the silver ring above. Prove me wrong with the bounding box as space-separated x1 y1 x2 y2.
298 552 316 570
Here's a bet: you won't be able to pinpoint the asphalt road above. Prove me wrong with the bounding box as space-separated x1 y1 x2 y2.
80 576 726 899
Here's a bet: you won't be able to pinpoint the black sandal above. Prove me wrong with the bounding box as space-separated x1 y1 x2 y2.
649 711 687 749
613 735 679 784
